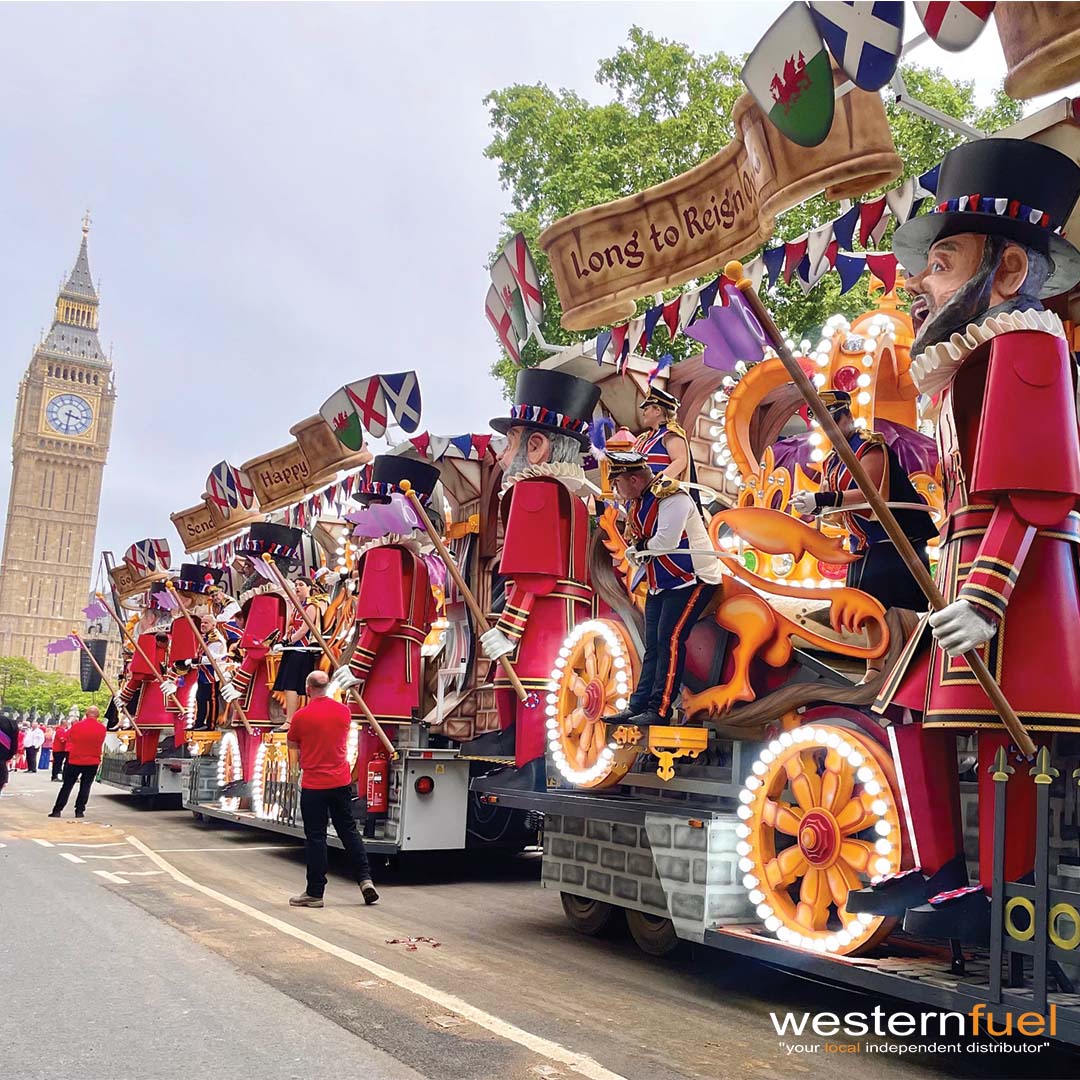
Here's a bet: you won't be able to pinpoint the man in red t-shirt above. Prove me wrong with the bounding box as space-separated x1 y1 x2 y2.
51 721 71 781
286 670 378 907
49 707 107 819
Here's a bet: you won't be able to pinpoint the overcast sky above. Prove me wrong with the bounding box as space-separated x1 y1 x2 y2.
0 2 1068 569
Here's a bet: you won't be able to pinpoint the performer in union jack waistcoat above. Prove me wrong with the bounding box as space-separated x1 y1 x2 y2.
481 370 601 779
849 138 1080 940
605 450 721 726
632 385 698 496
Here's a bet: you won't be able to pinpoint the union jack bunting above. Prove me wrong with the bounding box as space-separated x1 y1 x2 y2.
124 538 171 574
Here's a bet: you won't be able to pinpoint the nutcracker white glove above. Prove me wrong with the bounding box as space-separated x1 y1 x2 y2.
480 627 515 660
928 599 997 657
159 679 179 697
219 681 242 703
329 667 360 694
790 491 817 516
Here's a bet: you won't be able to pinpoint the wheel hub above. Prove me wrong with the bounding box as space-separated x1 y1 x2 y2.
797 808 840 867
583 678 606 721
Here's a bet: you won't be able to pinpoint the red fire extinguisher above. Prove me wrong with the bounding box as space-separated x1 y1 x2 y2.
366 752 389 815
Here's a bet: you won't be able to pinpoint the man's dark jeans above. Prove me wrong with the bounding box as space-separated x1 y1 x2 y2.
300 784 373 899
51 751 68 780
52 764 98 816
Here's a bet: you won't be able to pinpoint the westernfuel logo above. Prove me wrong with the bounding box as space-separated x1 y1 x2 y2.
771 1004 1056 1056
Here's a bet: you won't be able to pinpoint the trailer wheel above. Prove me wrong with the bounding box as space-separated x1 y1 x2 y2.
190 811 204 822
626 910 682 957
560 893 625 937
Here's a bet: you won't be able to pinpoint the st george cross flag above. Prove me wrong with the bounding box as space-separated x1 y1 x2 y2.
345 376 388 440
502 232 544 325
743 2 834 148
913 1 994 52
485 284 521 364
320 386 367 451
231 464 255 509
379 371 423 433
810 2 904 92
489 253 528 344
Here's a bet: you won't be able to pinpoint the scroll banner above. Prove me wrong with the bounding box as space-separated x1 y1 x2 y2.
540 78 901 331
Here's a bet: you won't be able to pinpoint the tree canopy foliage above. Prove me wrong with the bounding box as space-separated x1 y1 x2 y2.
484 26 1023 395
0 655 112 717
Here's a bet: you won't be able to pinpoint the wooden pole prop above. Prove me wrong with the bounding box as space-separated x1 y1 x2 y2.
258 555 397 761
164 582 253 737
723 260 1034 758
399 479 529 703
95 592 188 717
72 630 140 735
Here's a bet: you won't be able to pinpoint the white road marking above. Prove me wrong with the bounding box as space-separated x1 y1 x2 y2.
56 842 127 848
127 836 628 1080
32 839 55 847
115 870 164 877
80 853 147 861
93 870 130 884
59 852 86 864
153 845 298 853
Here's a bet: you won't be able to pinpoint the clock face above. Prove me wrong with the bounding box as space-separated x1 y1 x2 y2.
45 393 94 436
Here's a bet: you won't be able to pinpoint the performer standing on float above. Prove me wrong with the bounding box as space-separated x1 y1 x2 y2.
605 450 721 725
851 139 1080 939
633 386 695 488
271 577 323 728
333 456 441 778
791 390 936 679
480 370 601 780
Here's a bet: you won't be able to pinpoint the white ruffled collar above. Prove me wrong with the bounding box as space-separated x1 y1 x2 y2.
499 461 599 498
911 306 1065 400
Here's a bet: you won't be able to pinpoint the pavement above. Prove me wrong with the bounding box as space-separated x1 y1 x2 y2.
2 769 1079 1080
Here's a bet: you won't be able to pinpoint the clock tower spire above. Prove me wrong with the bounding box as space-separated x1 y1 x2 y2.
0 221 117 674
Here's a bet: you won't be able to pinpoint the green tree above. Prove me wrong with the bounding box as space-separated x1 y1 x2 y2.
484 27 1023 394
0 654 112 717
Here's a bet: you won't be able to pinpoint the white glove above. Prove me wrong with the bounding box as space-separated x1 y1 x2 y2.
928 599 997 657
790 491 818 516
160 679 179 697
220 682 242 703
480 627 515 660
270 643 285 654
623 545 643 570
330 667 360 694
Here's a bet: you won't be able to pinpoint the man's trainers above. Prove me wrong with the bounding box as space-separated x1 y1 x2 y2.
48 811 61 818
75 812 85 819
289 894 324 908
360 880 380 905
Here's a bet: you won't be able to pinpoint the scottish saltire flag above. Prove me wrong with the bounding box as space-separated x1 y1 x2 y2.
124 538 171 574
914 1 994 52
810 2 903 91
502 232 544 324
743 2 834 147
379 371 423 433
489 254 527 344
485 285 521 363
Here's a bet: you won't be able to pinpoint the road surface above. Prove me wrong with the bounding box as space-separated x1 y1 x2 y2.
1 771 1076 1080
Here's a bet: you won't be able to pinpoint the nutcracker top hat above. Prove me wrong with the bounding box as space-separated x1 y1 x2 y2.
236 522 303 561
490 369 601 448
176 563 224 594
893 138 1080 297
353 454 440 506
639 386 680 412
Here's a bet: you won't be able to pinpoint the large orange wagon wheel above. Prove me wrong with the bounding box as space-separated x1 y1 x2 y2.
737 723 903 956
546 620 642 789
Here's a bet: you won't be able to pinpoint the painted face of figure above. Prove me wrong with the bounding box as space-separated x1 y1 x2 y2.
498 424 553 477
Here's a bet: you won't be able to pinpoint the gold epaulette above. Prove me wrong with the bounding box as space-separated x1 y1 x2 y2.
650 475 682 500
666 420 689 440
858 430 887 448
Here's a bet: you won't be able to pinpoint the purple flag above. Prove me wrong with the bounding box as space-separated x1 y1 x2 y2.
153 590 180 611
83 600 109 620
46 636 80 655
684 286 768 372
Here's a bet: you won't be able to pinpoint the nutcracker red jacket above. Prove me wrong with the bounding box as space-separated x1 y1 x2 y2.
66 718 107 766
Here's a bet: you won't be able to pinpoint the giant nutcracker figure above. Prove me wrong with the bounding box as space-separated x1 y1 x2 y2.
850 139 1080 939
334 455 441 777
480 369 601 779
226 522 303 781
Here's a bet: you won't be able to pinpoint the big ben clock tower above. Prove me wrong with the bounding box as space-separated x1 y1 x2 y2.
0 218 116 674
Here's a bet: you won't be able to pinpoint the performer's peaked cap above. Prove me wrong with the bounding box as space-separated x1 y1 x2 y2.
893 138 1080 297
237 522 303 560
808 390 852 419
177 563 225 594
606 450 652 476
354 454 440 506
640 386 680 411
490 369 600 448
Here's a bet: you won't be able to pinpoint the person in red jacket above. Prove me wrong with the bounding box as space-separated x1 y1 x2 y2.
49 707 107 819
51 720 71 781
